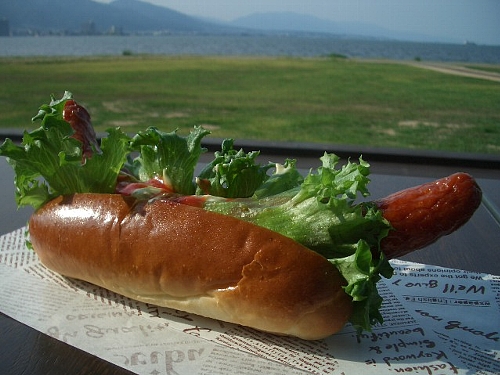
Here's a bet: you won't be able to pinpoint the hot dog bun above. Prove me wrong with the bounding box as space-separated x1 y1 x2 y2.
29 193 353 340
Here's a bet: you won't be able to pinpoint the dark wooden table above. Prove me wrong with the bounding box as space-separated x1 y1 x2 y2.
1 149 499 375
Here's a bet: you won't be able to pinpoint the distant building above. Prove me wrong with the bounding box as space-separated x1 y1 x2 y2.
0 18 9 36
107 25 124 35
81 20 97 35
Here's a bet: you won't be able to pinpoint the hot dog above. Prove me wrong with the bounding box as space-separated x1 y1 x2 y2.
0 92 482 340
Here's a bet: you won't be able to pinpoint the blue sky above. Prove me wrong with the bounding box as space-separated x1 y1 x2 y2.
95 0 500 45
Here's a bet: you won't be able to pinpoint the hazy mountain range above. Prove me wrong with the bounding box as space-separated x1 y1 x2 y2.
0 0 235 35
230 12 452 43
0 0 454 43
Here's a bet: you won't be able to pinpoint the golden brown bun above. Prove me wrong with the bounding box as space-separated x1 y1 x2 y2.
29 193 352 340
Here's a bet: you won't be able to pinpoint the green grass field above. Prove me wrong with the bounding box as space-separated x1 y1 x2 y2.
1 55 499 154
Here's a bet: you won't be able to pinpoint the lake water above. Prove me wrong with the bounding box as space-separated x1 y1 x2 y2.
1 35 499 63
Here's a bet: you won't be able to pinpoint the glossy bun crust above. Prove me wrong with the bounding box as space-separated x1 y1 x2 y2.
29 193 352 340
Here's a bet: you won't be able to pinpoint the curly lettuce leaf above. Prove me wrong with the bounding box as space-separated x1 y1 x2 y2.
330 239 393 333
0 93 130 210
127 126 210 195
253 158 304 199
196 138 273 198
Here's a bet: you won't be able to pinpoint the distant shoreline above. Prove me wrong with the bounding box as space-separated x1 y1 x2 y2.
1 35 499 64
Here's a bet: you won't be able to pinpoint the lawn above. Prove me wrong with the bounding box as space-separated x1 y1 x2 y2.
0 55 499 154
